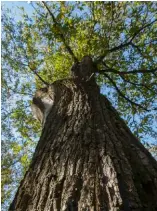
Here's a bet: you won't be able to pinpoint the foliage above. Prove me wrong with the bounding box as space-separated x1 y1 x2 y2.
1 2 157 209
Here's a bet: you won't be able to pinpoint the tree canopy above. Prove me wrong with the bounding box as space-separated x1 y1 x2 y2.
1 1 157 210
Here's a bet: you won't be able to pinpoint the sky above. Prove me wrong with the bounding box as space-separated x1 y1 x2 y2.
2 1 34 21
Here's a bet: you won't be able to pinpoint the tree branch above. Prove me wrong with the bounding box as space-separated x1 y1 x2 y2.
96 18 157 64
103 72 149 111
98 67 157 75
98 62 156 94
129 18 157 42
30 68 50 86
41 1 78 63
107 2 114 45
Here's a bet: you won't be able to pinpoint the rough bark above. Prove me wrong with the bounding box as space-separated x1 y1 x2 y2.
9 57 157 211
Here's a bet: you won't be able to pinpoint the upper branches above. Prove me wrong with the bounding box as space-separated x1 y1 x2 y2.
97 62 157 111
41 1 78 63
93 14 157 111
95 18 157 64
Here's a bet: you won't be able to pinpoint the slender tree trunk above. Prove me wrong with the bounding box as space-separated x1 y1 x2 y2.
9 57 157 211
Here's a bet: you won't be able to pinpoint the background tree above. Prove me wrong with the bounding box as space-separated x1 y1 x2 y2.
1 1 157 210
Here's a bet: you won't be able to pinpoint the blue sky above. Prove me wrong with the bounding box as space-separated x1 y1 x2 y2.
2 1 34 20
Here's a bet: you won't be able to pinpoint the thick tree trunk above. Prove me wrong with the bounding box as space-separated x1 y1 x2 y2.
9 57 157 211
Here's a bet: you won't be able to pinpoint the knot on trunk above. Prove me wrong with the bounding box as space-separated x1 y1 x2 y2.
71 56 96 81
31 82 72 127
31 86 55 126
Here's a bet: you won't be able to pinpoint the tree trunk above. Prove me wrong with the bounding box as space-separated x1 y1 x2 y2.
9 57 157 211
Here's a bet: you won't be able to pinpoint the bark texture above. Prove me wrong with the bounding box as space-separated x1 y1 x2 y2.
9 57 157 211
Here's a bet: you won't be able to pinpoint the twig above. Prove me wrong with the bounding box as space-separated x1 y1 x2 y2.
98 67 157 75
130 42 144 56
121 77 156 94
